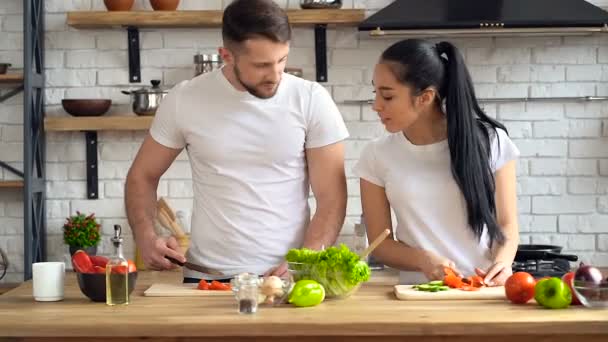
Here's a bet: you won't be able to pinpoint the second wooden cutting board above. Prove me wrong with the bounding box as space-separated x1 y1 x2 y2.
394 285 506 300
144 283 233 297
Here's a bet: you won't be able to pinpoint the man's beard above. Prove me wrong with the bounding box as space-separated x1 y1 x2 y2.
234 65 279 99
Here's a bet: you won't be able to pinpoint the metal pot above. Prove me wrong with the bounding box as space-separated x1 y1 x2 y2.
515 244 578 262
300 0 342 9
121 80 168 116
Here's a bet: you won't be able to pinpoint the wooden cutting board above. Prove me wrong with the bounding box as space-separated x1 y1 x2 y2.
144 283 233 297
394 285 506 301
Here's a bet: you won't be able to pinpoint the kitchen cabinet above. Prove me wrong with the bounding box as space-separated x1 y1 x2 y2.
1 269 607 342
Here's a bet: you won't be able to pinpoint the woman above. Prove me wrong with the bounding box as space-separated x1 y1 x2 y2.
355 39 519 286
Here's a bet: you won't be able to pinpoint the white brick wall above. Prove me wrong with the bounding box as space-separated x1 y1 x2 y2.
1 0 608 283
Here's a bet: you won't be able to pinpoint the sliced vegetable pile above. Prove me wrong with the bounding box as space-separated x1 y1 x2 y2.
443 267 485 291
412 280 449 292
197 279 231 291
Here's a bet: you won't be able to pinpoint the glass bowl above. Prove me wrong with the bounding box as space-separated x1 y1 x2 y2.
572 279 608 309
287 261 363 299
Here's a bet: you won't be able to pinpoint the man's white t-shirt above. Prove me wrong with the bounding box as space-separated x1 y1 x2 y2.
150 69 349 278
354 127 519 284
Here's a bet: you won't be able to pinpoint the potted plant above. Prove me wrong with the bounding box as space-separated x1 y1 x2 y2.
63 211 101 256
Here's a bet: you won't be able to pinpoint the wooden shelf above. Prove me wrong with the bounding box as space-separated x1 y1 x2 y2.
0 74 23 85
67 9 364 28
0 180 24 188
45 116 153 131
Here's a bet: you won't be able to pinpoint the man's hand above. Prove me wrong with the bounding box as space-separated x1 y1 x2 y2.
138 233 186 271
264 261 288 278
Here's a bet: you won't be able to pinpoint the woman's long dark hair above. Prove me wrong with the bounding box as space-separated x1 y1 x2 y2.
381 39 506 246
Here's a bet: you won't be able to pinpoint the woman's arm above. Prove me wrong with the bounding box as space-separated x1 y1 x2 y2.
360 178 460 280
476 160 519 285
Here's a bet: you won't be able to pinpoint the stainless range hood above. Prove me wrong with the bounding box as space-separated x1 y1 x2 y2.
358 0 608 37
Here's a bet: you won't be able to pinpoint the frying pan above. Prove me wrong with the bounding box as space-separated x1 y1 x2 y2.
515 244 578 262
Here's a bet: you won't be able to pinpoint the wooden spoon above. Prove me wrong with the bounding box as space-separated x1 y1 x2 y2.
360 228 391 260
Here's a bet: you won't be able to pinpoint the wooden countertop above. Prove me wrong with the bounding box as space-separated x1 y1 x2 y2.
1 269 607 342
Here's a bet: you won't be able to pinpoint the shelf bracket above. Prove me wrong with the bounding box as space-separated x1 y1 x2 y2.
0 85 24 103
0 160 24 178
127 26 141 83
314 24 328 83
85 131 99 199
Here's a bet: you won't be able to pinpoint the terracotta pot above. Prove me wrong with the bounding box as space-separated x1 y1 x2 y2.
104 0 135 11
150 0 180 11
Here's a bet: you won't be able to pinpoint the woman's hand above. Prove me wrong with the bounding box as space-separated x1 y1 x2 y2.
475 261 512 286
419 250 461 281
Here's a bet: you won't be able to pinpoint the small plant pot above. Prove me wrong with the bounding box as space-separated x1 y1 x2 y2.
104 0 135 11
150 0 180 11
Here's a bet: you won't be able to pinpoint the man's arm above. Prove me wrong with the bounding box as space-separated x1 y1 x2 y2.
125 134 185 270
301 141 347 249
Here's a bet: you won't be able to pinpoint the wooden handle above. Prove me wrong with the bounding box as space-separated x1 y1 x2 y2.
157 209 178 236
360 229 390 260
158 197 176 221
158 207 186 237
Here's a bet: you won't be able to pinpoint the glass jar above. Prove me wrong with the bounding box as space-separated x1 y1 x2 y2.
230 273 260 314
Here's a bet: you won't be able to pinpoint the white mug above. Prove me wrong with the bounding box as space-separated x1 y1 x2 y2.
32 262 65 302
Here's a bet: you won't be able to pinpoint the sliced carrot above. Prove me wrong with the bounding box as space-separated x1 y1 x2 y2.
209 280 231 291
443 267 485 290
460 285 481 291
443 274 464 288
197 280 209 290
470 275 485 288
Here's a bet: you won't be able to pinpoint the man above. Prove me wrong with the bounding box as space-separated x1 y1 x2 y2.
125 0 348 281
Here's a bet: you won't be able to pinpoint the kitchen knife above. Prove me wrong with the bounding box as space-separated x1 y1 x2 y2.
165 256 225 276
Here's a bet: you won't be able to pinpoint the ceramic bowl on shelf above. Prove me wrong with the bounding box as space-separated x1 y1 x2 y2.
62 99 112 117
104 0 135 11
0 63 11 74
150 0 180 11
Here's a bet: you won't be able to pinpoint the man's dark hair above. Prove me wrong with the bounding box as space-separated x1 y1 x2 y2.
222 0 291 46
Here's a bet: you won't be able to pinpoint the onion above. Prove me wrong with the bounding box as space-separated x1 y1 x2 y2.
574 262 603 285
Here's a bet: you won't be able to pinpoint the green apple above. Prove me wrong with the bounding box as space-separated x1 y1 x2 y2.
288 280 325 307
534 277 572 309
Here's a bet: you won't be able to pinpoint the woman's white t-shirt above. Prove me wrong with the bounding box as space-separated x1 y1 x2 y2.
354 127 519 284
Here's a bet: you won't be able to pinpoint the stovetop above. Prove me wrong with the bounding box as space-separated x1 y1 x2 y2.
512 258 571 278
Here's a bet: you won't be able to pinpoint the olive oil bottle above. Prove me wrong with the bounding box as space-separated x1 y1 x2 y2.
106 225 129 305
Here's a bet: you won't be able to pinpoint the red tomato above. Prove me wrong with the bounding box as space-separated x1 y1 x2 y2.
209 280 231 291
89 255 109 268
128 259 137 273
505 272 537 304
93 265 106 274
111 265 128 274
197 280 209 290
71 250 94 273
561 272 582 305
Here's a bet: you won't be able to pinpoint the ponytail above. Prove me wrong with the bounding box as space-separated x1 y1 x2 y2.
436 41 505 246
